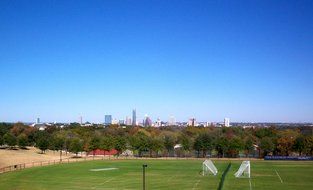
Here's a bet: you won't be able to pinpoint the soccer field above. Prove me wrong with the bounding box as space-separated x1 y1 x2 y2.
0 159 312 190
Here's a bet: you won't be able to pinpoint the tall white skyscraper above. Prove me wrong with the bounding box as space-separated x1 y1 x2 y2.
79 116 83 125
168 116 176 126
36 118 40 124
224 118 230 127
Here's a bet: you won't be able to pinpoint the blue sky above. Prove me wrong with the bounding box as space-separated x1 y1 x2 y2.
1 0 312 123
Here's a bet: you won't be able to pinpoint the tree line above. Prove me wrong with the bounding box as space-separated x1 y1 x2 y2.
0 122 312 158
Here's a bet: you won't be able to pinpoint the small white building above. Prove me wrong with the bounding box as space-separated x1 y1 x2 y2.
224 118 230 127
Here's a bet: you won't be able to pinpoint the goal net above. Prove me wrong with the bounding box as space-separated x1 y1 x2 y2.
202 159 218 176
234 161 250 178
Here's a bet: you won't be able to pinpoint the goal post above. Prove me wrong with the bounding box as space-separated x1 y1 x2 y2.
202 159 218 176
234 161 250 178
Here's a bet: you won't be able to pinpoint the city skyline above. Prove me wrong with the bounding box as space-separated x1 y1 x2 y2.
1 0 313 123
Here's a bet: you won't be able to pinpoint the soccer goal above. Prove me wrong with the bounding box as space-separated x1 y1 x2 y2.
202 159 218 176
234 161 250 178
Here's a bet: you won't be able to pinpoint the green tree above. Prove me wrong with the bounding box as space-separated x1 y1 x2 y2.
114 136 127 156
293 135 306 156
179 134 192 157
129 132 150 157
3 132 17 148
52 136 65 161
164 135 175 157
304 136 313 155
243 137 254 157
228 137 244 157
36 136 50 153
89 136 101 157
215 137 229 158
0 134 4 146
17 134 28 149
100 136 114 157
148 137 164 157
69 138 83 157
259 137 274 156
194 133 214 158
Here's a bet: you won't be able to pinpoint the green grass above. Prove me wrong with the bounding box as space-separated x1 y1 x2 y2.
0 159 312 190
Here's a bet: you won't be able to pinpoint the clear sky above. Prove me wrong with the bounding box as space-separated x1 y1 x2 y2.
1 0 312 123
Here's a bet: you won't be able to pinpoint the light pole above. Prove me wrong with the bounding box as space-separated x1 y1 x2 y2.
143 164 148 190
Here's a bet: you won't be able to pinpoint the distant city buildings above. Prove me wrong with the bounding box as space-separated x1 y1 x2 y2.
79 116 83 125
104 115 112 125
125 116 132 125
36 118 40 124
132 109 136 126
188 118 197 127
112 118 119 125
168 116 176 126
119 120 125 125
143 114 152 127
31 109 232 129
154 118 162 127
224 118 230 127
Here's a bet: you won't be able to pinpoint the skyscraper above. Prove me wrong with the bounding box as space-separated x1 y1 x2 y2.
188 118 196 127
104 115 112 125
125 116 132 125
168 116 176 126
224 118 230 127
143 114 152 127
132 109 136 126
36 118 40 124
79 116 82 125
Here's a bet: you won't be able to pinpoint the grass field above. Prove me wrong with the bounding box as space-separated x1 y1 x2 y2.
0 159 312 190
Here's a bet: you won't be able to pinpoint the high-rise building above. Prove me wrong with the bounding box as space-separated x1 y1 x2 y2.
168 116 176 126
104 115 112 125
125 116 132 125
224 118 230 127
143 114 152 127
36 118 40 124
79 116 83 125
188 118 196 126
132 109 136 126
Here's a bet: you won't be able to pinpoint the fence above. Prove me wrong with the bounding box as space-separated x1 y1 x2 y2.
0 155 255 175
0 156 112 174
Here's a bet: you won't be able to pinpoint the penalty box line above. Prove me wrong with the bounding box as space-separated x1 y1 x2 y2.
275 170 283 184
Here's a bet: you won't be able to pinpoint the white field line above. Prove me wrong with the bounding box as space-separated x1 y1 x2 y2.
275 170 283 183
91 177 115 189
249 178 252 190
167 174 177 182
192 179 201 190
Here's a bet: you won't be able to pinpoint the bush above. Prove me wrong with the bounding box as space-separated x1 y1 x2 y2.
3 133 17 148
17 134 28 149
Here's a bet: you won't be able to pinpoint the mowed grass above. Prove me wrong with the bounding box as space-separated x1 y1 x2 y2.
0 159 312 190
224 160 313 190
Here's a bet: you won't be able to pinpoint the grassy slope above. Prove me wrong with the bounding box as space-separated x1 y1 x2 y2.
0 159 312 190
